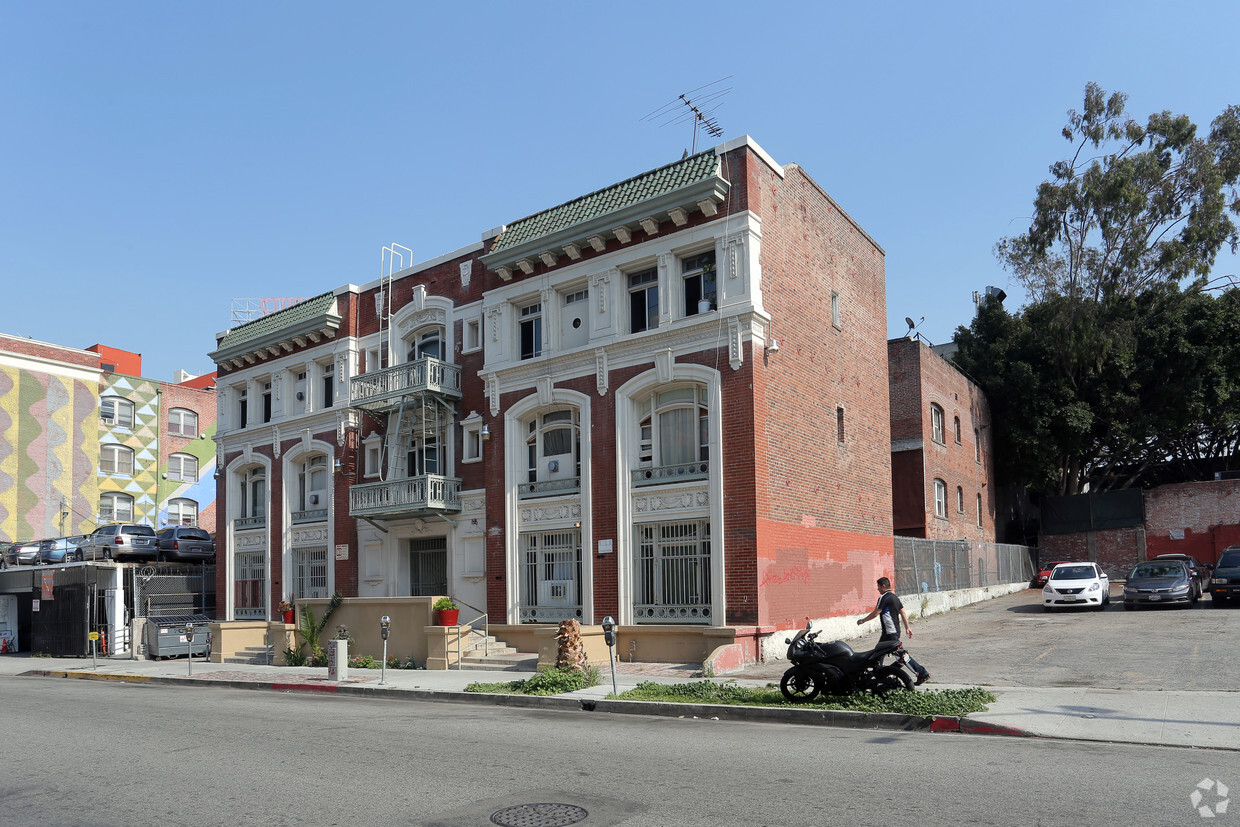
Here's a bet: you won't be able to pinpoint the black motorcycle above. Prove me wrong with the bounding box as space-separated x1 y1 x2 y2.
779 623 915 701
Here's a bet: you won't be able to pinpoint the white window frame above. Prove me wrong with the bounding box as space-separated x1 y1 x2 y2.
956 485 965 513
168 408 199 437
628 267 659 334
681 250 716 317
100 491 134 523
100 444 135 476
292 546 329 600
931 404 945 445
933 479 948 519
519 301 543 360
168 452 198 483
463 316 482 353
167 498 198 526
101 396 135 429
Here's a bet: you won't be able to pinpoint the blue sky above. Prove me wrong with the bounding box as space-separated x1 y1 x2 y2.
3 2 1237 382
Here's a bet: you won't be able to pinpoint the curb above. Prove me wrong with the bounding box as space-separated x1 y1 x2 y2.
22 669 1035 738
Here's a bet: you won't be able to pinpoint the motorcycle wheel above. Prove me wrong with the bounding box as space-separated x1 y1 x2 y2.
779 668 823 703
872 668 914 694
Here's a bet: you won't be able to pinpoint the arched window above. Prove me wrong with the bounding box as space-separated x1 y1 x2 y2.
953 415 962 444
167 498 198 526
930 404 945 444
100 492 134 523
521 409 581 497
406 326 445 362
933 479 947 518
169 408 199 437
298 454 329 511
101 396 135 429
100 444 135 476
635 385 708 483
956 485 965 513
168 453 198 483
241 468 266 519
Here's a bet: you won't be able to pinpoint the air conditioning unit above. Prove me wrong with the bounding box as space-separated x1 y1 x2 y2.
539 580 572 605
296 391 305 401
308 493 320 505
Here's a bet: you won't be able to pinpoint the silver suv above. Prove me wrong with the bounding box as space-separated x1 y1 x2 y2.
80 524 159 561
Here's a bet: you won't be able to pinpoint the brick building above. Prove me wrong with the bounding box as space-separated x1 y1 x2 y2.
208 136 895 656
888 337 995 541
0 335 217 542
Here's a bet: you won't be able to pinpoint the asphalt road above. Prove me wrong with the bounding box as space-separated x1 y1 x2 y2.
0 678 1229 826
739 587 1239 691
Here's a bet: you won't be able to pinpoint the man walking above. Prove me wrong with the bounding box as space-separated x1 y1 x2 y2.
857 576 930 686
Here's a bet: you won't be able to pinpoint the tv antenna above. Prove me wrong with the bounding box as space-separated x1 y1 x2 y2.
642 78 732 154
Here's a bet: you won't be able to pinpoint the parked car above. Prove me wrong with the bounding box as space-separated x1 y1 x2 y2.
1208 546 1240 606
1152 553 1209 598
79 524 159 561
1033 560 1073 588
3 540 43 566
38 536 90 564
1122 560 1196 610
155 526 215 562
1042 562 1110 611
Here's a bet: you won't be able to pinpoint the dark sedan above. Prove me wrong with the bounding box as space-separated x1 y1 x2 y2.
1123 560 1196 609
155 526 216 562
3 541 42 566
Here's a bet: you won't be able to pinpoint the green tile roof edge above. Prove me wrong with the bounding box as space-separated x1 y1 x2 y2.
210 292 339 360
482 150 725 264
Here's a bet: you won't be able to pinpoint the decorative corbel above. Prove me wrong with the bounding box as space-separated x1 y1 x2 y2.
595 348 608 396
586 235 607 252
697 198 719 217
496 265 513 282
638 217 660 236
539 251 558 268
668 207 689 226
563 243 581 260
516 258 535 275
613 226 632 244
272 426 282 459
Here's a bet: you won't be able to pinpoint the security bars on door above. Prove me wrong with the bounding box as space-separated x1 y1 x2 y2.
519 531 582 623
633 520 712 623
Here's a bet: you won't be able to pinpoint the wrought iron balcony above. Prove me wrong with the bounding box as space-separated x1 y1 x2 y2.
233 515 266 530
630 460 709 487
518 477 581 499
349 357 462 412
349 474 462 519
291 508 328 525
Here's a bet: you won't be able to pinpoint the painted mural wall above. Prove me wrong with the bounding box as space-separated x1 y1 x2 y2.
97 373 160 527
0 361 101 541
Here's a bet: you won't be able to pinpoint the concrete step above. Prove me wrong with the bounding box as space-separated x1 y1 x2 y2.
224 645 275 665
457 652 539 672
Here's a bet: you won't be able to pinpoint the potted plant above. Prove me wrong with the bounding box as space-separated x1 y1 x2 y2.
698 263 716 314
432 596 460 626
277 600 294 624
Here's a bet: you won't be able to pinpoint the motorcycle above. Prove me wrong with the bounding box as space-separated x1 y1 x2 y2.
779 622 915 702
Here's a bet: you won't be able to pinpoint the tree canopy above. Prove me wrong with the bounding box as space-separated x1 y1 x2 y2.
956 85 1240 496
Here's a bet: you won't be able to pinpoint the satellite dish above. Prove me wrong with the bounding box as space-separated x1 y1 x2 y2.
904 317 915 329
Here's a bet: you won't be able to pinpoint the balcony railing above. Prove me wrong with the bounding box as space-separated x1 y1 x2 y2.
291 508 328 525
518 477 581 499
350 357 462 411
350 474 462 518
631 461 709 486
234 515 266 530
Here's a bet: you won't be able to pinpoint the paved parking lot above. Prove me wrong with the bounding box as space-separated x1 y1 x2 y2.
739 587 1238 691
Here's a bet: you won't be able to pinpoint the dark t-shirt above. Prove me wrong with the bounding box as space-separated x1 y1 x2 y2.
876 591 903 640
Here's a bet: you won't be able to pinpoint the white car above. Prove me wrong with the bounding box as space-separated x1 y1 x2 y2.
1043 562 1110 611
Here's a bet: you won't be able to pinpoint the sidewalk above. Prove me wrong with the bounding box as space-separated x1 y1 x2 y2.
2 653 1235 750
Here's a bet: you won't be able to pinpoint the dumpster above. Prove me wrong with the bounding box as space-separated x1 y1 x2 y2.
145 613 211 659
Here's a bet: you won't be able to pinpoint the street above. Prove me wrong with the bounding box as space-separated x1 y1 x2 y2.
2 678 1234 826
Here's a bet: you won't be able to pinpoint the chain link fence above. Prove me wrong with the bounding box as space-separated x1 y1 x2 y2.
893 538 1035 595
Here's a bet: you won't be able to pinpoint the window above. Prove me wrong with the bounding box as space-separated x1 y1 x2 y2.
463 423 483 464
262 382 273 423
977 493 983 527
408 327 445 361
292 546 329 600
167 453 198 483
836 406 845 443
519 530 583 623
101 396 135 429
298 455 328 511
100 492 134 523
241 468 266 519
954 416 962 444
168 408 198 437
974 428 982 463
519 302 543 360
957 485 965 513
931 404 945 444
294 371 307 405
628 267 658 334
321 362 334 409
633 520 712 623
409 537 447 596
831 291 842 328
100 444 135 476
234 552 265 619
463 317 482 353
933 479 947 518
522 410 580 496
363 434 383 478
635 386 709 483
406 435 439 477
238 389 248 429
167 498 198 526
682 251 716 316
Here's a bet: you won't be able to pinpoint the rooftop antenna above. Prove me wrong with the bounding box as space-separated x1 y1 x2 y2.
904 316 924 340
642 77 732 154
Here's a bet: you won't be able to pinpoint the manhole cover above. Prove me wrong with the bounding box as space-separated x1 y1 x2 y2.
490 803 589 827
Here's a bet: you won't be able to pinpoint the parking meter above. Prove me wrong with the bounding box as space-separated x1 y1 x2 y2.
379 615 391 685
184 622 194 676
601 616 618 696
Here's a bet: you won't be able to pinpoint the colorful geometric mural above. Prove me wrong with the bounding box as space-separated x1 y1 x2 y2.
97 373 160 528
0 361 100 542
156 421 218 528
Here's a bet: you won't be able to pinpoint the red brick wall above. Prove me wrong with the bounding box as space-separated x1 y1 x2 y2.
888 339 995 542
157 380 218 530
1143 479 1240 566
1036 527 1144 580
0 334 100 369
